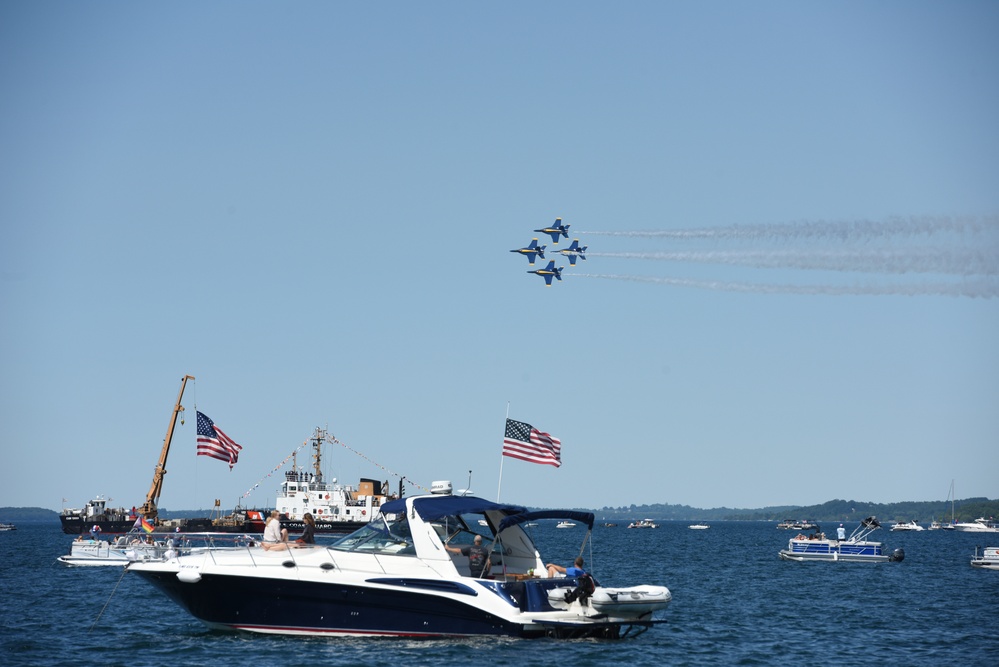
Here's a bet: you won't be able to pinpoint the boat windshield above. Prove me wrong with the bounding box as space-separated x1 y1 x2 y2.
329 514 416 555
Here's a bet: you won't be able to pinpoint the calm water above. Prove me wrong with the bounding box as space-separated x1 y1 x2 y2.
1 521 996 666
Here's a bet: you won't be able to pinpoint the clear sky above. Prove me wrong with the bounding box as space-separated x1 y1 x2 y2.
2 2 997 514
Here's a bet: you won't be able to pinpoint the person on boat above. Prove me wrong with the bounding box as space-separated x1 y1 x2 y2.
546 556 585 579
837 524 846 540
444 534 491 578
294 513 316 545
261 511 289 551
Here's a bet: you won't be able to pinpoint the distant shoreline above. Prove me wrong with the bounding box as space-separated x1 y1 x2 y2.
3 495 997 525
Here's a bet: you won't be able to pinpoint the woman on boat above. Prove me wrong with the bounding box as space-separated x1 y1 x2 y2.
262 511 289 551
295 513 316 545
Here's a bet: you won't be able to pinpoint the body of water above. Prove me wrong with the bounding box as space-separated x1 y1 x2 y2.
1 521 996 666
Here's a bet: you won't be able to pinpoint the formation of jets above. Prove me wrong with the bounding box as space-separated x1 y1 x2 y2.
510 218 588 286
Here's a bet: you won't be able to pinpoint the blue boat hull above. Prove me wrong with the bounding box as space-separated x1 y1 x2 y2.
131 571 624 639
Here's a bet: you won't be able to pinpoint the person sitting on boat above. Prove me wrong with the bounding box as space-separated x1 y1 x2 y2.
294 513 316 545
444 534 491 578
546 556 585 579
261 510 289 551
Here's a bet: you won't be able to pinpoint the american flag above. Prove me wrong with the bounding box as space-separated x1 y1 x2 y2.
503 418 562 467
197 411 243 469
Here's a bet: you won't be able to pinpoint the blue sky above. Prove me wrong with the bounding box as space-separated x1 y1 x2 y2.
2 2 997 514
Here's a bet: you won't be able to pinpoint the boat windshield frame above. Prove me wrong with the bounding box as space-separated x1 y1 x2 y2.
328 514 417 556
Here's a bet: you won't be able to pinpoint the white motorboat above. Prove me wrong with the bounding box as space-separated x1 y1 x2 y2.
627 519 658 529
555 521 576 528
953 517 999 533
688 524 709 530
776 519 818 530
59 535 175 567
778 517 904 563
127 480 671 639
0 522 15 531
970 546 999 571
58 532 258 567
890 520 925 532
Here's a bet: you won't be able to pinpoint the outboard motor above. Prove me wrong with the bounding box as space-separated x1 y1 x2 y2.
889 548 905 562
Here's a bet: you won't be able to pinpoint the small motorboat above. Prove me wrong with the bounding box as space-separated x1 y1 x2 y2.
555 520 576 528
590 587 672 617
688 524 709 530
58 533 256 566
779 517 904 563
0 522 16 531
890 520 925 532
627 519 658 529
970 546 999 570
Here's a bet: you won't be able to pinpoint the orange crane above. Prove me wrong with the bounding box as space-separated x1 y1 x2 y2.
139 375 195 521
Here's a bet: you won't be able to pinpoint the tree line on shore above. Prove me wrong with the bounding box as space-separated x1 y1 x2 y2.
2 496 997 525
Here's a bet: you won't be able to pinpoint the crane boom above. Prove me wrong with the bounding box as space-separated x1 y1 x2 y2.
140 375 195 521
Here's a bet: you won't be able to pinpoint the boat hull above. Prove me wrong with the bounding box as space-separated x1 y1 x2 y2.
130 570 627 639
779 540 903 563
970 547 999 570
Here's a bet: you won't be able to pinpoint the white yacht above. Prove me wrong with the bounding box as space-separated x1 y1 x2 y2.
127 481 671 639
953 518 999 533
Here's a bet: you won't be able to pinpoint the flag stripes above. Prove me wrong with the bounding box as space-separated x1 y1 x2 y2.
503 418 562 468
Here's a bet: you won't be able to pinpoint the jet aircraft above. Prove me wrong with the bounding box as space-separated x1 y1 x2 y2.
510 238 546 265
534 217 570 244
528 260 564 286
553 239 587 266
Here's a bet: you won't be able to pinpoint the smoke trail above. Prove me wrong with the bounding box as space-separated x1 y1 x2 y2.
587 248 999 276
579 214 999 241
568 273 999 298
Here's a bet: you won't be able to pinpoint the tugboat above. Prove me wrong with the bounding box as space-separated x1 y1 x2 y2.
59 495 136 535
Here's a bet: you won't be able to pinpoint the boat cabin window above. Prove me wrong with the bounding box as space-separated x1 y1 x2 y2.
330 515 416 555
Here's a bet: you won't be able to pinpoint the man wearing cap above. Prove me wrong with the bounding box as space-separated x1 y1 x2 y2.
445 534 492 578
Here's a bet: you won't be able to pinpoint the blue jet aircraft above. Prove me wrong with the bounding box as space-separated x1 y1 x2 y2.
534 217 570 244
528 260 564 286
553 239 587 266
510 238 546 265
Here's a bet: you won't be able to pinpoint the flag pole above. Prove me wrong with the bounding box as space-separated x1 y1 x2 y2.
497 402 509 502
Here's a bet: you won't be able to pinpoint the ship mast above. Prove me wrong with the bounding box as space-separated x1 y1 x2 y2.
312 427 325 485
140 375 195 521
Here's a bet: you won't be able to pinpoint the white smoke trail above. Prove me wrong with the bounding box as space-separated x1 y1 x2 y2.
568 273 999 298
579 214 999 241
587 248 999 276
